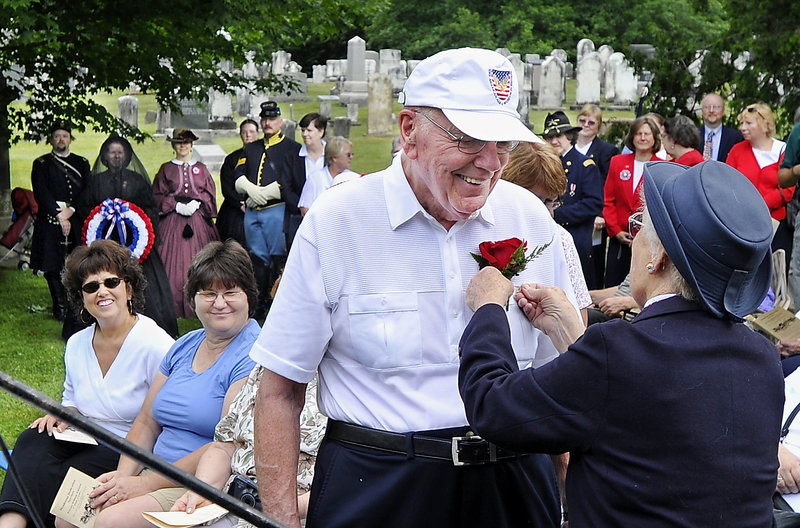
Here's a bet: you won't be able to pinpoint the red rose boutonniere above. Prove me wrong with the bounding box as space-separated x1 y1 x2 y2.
470 237 552 279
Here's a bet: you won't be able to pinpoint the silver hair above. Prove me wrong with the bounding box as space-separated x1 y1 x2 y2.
641 207 700 302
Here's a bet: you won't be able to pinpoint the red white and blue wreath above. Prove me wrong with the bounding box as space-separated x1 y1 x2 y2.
82 198 154 263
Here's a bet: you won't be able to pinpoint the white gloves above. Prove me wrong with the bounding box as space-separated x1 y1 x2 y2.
175 200 201 216
235 177 280 206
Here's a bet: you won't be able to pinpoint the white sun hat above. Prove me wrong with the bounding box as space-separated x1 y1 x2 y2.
398 48 542 144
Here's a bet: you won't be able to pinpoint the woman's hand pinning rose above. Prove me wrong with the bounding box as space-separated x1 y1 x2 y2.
515 284 586 353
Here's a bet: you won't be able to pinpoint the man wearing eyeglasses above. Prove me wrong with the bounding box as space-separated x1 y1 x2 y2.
249 48 580 528
697 93 743 162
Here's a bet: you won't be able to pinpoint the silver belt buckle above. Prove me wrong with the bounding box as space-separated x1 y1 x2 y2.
451 435 494 466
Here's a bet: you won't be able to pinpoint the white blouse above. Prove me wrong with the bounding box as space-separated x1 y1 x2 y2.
61 315 174 437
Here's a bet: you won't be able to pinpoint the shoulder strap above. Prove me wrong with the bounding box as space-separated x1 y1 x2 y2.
781 401 800 442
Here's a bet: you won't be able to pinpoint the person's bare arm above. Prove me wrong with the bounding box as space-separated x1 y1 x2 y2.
778 166 797 188
254 369 307 528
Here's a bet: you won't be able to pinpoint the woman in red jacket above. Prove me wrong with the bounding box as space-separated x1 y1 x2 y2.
602 116 661 287
727 103 794 254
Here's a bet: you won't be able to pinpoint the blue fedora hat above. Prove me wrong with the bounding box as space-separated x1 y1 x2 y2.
643 160 773 319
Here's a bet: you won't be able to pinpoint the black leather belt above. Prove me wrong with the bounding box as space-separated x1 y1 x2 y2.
325 420 521 466
251 199 284 211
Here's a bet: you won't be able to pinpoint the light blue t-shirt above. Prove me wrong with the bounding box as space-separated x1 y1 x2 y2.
151 319 259 462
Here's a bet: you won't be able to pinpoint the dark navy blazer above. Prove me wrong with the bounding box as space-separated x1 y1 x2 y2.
697 124 744 163
459 297 782 527
582 137 619 181
553 147 603 275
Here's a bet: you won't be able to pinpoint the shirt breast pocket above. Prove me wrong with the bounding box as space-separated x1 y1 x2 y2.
348 292 422 369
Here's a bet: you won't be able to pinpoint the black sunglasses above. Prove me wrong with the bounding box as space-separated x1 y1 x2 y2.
81 276 124 294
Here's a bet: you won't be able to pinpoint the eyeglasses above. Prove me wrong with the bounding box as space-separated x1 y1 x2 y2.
702 105 723 111
577 117 597 127
628 211 644 237
195 289 245 303
543 198 563 211
82 276 124 294
415 111 519 155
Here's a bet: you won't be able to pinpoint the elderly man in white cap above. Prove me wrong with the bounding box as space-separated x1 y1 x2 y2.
249 48 580 528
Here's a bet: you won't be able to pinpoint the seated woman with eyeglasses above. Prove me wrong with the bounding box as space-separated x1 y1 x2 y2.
727 102 795 254
0 240 174 528
55 240 259 528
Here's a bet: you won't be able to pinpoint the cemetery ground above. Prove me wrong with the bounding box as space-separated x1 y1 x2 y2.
0 79 635 488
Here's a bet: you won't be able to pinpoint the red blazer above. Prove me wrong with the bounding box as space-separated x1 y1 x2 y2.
603 153 660 237
726 142 794 220
674 149 704 167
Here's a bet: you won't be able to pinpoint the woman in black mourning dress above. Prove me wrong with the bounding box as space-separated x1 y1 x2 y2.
67 135 178 338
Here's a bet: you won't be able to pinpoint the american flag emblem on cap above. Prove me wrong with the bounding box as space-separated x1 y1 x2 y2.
488 69 513 105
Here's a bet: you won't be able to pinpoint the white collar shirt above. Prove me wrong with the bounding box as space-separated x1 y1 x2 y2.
250 155 579 432
297 142 327 209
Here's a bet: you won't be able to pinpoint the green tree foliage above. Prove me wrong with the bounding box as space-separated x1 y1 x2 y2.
0 0 363 188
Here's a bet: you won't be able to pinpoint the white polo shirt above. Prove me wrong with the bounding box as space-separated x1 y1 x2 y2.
251 155 579 432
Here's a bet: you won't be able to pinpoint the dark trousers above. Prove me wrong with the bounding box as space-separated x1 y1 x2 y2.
0 428 119 527
306 436 560 528
604 237 631 288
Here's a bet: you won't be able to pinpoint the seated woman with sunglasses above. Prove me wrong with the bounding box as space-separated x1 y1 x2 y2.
54 240 259 528
0 240 174 528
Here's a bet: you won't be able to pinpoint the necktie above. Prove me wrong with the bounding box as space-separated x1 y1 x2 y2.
703 131 715 161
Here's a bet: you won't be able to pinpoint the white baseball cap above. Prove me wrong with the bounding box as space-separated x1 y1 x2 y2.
398 48 541 144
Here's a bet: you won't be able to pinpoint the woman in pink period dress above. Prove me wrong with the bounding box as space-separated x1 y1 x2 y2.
152 129 219 317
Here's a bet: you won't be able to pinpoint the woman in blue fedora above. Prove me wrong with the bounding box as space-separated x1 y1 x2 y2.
458 161 783 527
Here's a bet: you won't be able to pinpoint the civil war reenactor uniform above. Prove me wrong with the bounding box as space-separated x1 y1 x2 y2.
543 111 604 289
30 122 90 320
233 101 305 318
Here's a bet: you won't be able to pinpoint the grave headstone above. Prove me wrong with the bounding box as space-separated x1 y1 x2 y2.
365 50 379 69
341 36 368 106
551 49 568 63
365 60 376 76
577 39 595 65
209 89 235 128
117 95 138 129
235 88 250 117
272 72 309 103
347 103 359 124
172 99 209 130
575 52 602 105
312 65 326 84
597 45 614 67
605 52 625 101
407 60 421 76
326 59 344 81
193 144 227 175
525 54 540 63
613 60 638 105
367 73 392 135
333 116 351 138
379 49 401 73
317 95 339 119
281 119 297 142
272 50 291 75
537 56 565 109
